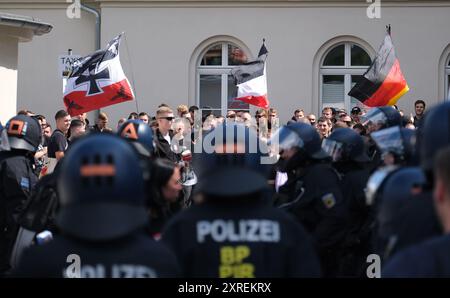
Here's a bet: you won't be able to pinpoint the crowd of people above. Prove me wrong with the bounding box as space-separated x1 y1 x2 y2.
1 97 447 278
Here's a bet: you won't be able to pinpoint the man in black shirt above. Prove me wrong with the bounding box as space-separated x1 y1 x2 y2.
47 110 70 161
413 99 426 129
154 106 180 163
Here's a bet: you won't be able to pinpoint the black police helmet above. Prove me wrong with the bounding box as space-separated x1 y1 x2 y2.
420 101 450 172
4 115 41 152
276 122 329 159
56 134 148 241
322 128 369 163
371 127 416 164
378 167 426 237
193 123 270 197
361 106 401 132
117 119 154 157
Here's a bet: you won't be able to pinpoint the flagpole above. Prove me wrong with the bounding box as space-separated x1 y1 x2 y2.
123 33 140 113
80 3 101 121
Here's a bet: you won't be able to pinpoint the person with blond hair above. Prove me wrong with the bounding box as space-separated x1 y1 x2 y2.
317 116 332 139
154 107 179 163
92 112 112 133
177 105 189 118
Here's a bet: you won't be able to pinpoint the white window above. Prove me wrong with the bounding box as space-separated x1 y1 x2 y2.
197 42 249 116
446 56 450 100
320 43 372 112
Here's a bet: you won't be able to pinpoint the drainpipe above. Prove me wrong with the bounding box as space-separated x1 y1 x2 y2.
80 2 101 120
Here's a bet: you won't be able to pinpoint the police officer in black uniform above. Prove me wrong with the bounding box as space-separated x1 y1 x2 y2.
375 167 426 263
322 128 371 276
161 123 321 278
380 102 450 277
270 123 347 277
360 106 402 171
382 147 450 277
367 108 443 258
14 134 180 277
0 115 41 275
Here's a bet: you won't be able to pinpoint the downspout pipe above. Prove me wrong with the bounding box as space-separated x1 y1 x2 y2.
80 2 101 120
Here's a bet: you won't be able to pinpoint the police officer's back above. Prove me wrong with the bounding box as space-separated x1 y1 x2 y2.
377 102 449 262
270 123 347 277
375 167 429 263
14 134 180 277
162 123 321 278
382 147 450 277
0 115 40 274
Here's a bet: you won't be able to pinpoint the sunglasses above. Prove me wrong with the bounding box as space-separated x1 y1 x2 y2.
159 116 174 121
227 115 236 118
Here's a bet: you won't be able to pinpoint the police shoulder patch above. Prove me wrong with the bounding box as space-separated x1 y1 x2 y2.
321 193 336 209
20 177 30 190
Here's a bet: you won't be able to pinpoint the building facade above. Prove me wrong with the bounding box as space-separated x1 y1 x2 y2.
1 0 450 125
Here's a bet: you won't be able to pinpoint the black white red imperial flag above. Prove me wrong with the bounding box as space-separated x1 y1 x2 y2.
63 33 134 116
231 42 269 109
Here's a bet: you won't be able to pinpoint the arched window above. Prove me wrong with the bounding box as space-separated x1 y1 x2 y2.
197 42 249 116
446 56 450 100
320 42 372 111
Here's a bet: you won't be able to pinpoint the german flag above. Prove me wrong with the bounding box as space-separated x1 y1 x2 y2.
348 26 409 107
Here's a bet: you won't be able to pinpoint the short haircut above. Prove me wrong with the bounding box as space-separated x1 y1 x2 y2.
70 119 84 130
55 110 69 120
128 112 138 119
98 112 108 121
158 103 170 108
294 109 304 114
415 100 426 108
17 109 34 116
138 112 149 118
177 104 189 114
317 116 332 126
156 106 173 117
35 114 46 121
435 147 450 196
322 107 333 113
189 105 199 113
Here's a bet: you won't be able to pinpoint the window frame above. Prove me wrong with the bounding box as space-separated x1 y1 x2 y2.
446 56 450 100
196 42 250 115
320 42 372 112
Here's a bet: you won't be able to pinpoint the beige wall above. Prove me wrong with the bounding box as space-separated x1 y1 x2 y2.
0 4 96 127
2 1 450 125
0 34 18 124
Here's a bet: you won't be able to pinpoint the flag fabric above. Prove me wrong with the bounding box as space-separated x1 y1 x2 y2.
231 43 269 109
63 33 134 116
348 28 409 107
